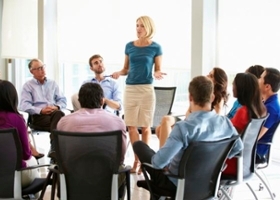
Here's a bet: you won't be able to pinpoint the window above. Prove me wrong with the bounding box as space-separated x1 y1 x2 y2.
57 0 192 111
218 0 280 108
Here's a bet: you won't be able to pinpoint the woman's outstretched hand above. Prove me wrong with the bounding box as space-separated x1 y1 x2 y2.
154 71 167 80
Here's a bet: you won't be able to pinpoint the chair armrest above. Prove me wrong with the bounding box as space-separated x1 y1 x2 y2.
142 163 171 176
48 165 60 174
221 163 228 172
20 164 51 171
257 141 272 146
141 162 164 172
118 165 131 173
19 110 29 123
163 170 180 178
62 108 74 114
171 113 185 118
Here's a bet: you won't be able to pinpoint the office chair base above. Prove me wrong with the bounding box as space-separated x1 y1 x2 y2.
255 171 276 200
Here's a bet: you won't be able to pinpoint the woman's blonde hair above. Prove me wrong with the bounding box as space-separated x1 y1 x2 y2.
137 16 156 39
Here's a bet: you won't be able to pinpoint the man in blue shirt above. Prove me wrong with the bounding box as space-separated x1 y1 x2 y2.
257 68 280 161
71 54 122 115
133 75 243 194
20 58 67 159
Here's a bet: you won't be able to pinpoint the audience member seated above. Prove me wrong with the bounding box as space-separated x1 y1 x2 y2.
223 73 267 176
227 65 265 119
256 67 280 163
133 75 243 195
156 67 228 148
0 80 39 188
57 82 127 194
19 58 67 162
71 54 122 115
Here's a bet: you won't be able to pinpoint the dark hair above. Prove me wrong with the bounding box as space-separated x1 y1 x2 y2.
246 65 264 78
188 76 214 107
233 73 266 119
78 83 104 108
0 80 20 114
88 54 103 67
212 67 228 108
263 68 280 92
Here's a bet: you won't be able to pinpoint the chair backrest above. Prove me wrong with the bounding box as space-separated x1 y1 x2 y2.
52 129 123 200
0 128 22 198
176 135 239 200
240 115 268 178
153 86 176 128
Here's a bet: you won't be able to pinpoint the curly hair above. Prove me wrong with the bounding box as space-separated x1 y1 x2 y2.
211 67 229 109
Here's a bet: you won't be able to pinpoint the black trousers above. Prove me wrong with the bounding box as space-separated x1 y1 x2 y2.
31 110 65 141
132 141 177 194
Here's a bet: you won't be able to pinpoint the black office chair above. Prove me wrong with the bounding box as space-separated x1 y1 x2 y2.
0 128 51 199
52 129 131 200
137 135 240 200
254 120 280 199
219 115 268 200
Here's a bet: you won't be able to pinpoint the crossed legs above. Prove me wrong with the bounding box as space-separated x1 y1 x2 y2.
133 141 177 193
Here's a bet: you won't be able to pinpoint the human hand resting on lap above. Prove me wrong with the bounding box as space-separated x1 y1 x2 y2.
40 105 58 115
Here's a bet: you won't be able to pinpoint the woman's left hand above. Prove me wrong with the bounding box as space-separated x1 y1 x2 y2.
154 71 167 80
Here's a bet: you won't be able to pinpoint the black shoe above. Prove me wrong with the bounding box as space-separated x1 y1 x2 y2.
34 153 45 160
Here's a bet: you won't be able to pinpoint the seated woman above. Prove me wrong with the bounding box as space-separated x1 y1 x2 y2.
0 80 39 188
227 65 264 119
223 72 267 175
156 67 229 148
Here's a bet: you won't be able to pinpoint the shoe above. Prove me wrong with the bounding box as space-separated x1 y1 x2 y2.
34 153 45 160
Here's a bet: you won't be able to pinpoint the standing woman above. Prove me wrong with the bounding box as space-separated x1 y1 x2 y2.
0 80 39 188
112 16 166 174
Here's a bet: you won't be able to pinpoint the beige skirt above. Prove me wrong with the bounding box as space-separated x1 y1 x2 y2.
124 84 155 127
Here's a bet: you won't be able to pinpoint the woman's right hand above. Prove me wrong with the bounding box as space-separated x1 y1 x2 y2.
111 71 121 79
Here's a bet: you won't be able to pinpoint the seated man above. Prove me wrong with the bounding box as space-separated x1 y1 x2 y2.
19 58 67 160
71 54 122 115
57 82 127 196
133 75 243 195
257 67 280 162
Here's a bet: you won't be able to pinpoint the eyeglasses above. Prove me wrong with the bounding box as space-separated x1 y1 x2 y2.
32 64 46 71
